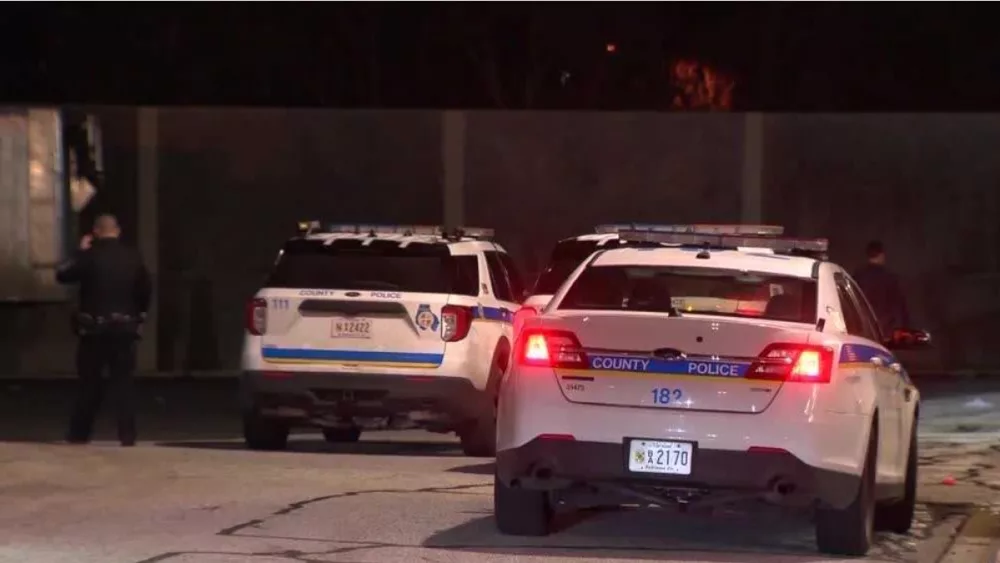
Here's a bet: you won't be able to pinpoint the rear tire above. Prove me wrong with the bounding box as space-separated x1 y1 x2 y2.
494 471 553 536
323 426 362 443
815 423 877 556
875 425 917 533
459 412 496 457
243 412 290 451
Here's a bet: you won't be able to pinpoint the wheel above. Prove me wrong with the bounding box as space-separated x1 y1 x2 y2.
323 426 362 443
875 424 917 533
243 412 290 451
494 470 553 536
815 422 877 556
459 411 496 457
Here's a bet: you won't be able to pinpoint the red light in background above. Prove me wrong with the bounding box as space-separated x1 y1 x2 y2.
605 43 617 53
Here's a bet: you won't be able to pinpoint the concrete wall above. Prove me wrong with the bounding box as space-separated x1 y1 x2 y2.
2 109 999 375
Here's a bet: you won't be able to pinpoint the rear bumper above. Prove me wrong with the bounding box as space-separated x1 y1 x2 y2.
241 371 490 425
496 437 861 510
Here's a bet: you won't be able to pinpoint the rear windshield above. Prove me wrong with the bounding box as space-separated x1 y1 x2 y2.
557 265 818 323
265 239 479 296
533 239 661 295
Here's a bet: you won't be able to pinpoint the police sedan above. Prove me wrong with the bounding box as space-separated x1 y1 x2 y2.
494 224 930 557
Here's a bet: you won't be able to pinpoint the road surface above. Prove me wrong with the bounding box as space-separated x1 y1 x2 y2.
0 377 998 563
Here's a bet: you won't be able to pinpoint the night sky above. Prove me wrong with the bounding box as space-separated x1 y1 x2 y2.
0 3 996 111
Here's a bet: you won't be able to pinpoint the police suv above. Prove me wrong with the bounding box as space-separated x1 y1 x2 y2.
241 223 524 456
495 224 930 556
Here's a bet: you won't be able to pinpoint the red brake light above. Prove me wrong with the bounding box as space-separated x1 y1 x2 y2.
246 297 267 336
747 343 833 383
516 329 588 369
441 305 472 342
735 304 764 316
524 333 549 361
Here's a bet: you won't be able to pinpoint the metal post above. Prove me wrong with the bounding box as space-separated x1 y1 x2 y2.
442 111 466 228
137 107 159 373
741 112 764 223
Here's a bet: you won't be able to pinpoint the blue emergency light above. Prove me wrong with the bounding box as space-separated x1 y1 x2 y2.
595 224 786 237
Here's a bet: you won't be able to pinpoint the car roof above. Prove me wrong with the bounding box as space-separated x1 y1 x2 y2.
590 246 819 279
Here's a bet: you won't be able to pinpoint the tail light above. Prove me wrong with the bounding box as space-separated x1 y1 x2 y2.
441 305 472 342
747 343 834 383
512 306 538 336
246 298 267 335
516 329 588 369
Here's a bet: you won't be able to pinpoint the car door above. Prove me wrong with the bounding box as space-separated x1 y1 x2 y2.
834 273 900 481
845 274 910 475
483 249 519 342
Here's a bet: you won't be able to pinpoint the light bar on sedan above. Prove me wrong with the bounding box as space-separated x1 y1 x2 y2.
595 224 785 236
618 230 829 254
303 223 495 239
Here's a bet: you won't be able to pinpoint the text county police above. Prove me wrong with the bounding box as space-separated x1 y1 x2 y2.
588 355 747 377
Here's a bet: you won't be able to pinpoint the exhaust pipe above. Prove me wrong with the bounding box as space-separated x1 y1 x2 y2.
531 465 554 481
762 477 797 504
773 479 796 495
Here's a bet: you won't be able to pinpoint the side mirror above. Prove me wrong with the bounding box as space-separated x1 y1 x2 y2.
886 328 932 350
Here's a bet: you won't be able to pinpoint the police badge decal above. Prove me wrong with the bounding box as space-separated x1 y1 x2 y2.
414 304 440 332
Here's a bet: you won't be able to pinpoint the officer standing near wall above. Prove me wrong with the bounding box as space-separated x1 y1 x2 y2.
56 214 152 446
852 240 911 338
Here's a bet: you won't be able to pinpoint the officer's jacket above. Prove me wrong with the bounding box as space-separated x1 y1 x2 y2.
56 238 152 318
851 263 910 336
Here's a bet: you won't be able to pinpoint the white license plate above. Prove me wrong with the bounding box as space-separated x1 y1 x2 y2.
331 318 373 339
627 439 694 475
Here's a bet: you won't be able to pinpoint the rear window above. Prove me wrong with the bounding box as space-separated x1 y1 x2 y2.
557 265 817 323
265 239 479 296
533 239 661 295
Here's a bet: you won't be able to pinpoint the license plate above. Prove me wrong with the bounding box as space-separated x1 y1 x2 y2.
627 439 694 475
332 318 373 339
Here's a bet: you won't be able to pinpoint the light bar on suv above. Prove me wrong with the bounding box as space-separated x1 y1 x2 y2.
618 230 829 254
296 221 495 240
595 223 785 236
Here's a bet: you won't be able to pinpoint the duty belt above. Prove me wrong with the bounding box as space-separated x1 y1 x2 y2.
73 313 142 336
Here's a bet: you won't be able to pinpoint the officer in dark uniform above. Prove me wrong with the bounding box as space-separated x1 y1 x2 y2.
852 240 911 338
56 214 152 446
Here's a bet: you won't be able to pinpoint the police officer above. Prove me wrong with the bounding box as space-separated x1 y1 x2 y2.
56 214 152 446
852 240 910 338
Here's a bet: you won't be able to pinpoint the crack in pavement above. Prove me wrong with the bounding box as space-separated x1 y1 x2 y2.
135 545 375 563
139 498 954 563
140 445 1000 563
217 482 491 536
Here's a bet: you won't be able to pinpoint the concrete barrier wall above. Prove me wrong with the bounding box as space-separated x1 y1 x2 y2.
2 109 999 376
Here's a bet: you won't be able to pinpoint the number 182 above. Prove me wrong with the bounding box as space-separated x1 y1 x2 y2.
651 388 683 405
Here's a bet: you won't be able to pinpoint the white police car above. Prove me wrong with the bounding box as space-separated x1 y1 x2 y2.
515 225 671 335
495 224 930 556
241 223 525 456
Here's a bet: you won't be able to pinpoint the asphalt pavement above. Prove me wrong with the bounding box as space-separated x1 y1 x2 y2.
0 376 998 563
